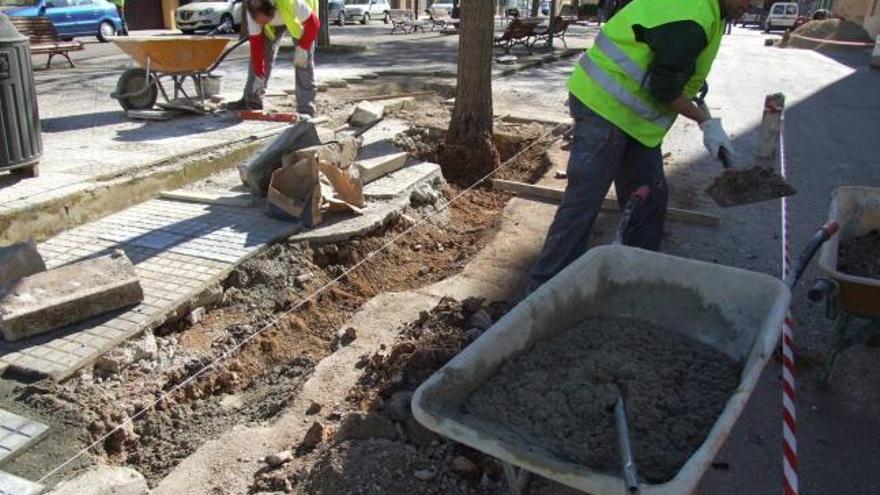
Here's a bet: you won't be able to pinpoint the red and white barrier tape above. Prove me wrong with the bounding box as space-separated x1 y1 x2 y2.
776 98 798 495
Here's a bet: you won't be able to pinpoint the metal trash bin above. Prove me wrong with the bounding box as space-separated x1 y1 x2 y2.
0 13 42 177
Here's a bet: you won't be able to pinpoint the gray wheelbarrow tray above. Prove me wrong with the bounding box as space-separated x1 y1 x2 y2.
412 245 790 495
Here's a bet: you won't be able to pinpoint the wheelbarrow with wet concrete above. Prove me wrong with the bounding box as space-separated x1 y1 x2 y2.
412 186 837 494
810 186 880 385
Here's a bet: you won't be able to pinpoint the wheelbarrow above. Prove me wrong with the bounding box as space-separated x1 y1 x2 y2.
412 207 837 494
110 35 246 111
810 186 880 385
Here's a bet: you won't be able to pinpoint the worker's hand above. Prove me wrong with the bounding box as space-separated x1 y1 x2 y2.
294 46 310 69
252 76 266 98
699 118 736 164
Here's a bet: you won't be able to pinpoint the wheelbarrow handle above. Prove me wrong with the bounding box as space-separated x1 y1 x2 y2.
787 222 839 290
207 36 249 74
614 186 652 245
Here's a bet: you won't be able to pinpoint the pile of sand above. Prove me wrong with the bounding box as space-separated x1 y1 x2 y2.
782 19 873 51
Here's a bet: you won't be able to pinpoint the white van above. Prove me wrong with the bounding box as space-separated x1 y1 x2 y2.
764 2 798 32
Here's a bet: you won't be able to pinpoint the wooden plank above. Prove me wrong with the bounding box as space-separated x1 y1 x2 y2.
492 179 720 227
159 190 254 208
355 91 437 102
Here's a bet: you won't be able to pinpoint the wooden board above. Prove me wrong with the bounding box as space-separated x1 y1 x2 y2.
492 179 720 227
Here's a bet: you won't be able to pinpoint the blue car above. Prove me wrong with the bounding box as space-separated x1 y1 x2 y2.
1 0 124 42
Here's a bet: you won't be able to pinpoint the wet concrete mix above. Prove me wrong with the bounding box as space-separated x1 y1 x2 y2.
838 229 880 279
465 316 742 483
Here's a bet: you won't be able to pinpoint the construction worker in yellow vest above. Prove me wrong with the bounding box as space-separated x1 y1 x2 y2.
529 0 750 291
111 0 128 35
228 0 319 116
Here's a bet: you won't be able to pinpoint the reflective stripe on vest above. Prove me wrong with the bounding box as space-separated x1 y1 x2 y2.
592 33 646 83
577 55 675 129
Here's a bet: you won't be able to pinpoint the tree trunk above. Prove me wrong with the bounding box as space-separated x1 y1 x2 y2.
531 0 540 17
440 0 500 185
318 0 330 47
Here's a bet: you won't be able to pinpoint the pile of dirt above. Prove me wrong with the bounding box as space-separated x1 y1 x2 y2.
839 229 880 279
251 298 512 494
465 316 741 483
705 166 796 207
782 19 873 51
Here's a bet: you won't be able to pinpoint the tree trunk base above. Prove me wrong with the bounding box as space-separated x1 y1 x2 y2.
439 137 501 187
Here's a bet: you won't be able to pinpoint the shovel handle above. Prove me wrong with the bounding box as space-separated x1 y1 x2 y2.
787 221 839 290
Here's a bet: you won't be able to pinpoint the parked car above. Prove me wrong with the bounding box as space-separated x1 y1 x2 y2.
176 0 242 35
340 0 390 25
764 2 798 32
738 6 765 27
329 0 345 25
427 2 452 18
2 0 123 42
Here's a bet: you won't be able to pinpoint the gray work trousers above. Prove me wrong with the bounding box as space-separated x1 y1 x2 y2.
243 26 317 116
528 95 668 291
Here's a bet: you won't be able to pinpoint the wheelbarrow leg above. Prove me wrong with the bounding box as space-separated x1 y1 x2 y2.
502 462 532 495
819 314 854 387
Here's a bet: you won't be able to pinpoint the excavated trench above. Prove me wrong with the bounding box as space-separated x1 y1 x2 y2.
0 121 555 489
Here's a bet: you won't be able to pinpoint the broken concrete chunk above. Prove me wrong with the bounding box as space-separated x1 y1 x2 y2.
285 136 359 170
348 101 384 127
47 465 148 495
187 307 206 326
357 151 408 184
131 331 157 362
0 241 46 289
0 251 143 342
265 450 294 467
381 96 416 113
95 347 136 376
301 421 326 449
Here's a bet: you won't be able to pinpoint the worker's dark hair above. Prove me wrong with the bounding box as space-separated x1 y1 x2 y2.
247 0 276 19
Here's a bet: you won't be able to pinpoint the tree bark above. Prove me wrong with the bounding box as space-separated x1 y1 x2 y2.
318 0 330 47
440 0 500 185
531 0 540 17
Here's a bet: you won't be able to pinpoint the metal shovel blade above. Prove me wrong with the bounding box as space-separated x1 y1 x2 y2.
705 166 797 208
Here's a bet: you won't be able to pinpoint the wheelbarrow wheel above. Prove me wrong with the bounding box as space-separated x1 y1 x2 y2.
115 68 158 111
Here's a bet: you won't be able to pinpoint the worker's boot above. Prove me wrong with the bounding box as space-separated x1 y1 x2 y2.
226 98 263 111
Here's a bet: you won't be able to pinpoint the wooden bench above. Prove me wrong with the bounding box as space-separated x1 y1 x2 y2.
388 9 427 34
531 16 571 47
494 19 540 54
9 16 83 69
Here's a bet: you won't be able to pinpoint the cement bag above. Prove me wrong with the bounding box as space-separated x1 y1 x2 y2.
266 154 322 227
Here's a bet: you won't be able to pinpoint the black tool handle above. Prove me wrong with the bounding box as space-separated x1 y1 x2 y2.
787 222 839 290
718 147 733 169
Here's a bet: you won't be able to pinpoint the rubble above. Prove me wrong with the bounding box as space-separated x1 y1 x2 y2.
46 465 148 495
265 450 294 467
348 101 385 127
302 421 327 449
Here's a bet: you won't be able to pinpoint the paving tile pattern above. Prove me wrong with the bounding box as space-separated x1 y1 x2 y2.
0 160 440 380
0 410 48 465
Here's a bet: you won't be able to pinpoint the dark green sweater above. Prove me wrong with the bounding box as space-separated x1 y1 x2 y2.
631 4 726 104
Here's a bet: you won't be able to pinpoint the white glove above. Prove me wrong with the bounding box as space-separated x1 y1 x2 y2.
699 118 736 163
252 76 266 98
294 46 310 69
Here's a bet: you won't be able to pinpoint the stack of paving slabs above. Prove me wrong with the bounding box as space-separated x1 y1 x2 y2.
0 250 143 342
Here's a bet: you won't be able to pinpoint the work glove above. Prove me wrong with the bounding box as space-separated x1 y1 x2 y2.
699 118 736 164
252 76 266 98
294 46 310 69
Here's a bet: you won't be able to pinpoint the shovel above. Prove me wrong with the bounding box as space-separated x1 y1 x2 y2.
695 88 796 208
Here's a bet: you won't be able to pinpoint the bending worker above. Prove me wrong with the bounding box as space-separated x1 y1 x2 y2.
228 0 319 116
529 0 749 291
